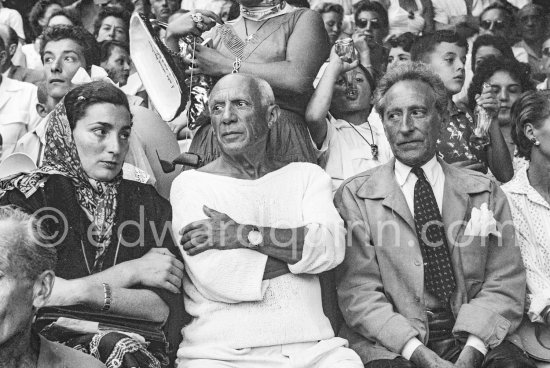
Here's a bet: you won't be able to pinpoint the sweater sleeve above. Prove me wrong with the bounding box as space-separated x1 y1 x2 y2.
170 173 268 304
288 165 345 274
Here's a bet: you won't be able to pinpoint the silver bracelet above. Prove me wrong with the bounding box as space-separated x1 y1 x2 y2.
232 58 242 74
101 282 112 312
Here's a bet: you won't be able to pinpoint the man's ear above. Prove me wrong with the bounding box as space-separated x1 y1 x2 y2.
0 50 7 67
8 43 16 58
32 270 55 309
266 104 280 130
36 103 47 118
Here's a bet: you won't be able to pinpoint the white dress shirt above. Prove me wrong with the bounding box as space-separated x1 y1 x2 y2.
393 156 488 359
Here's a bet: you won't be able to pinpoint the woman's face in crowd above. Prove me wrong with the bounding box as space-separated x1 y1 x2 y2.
47 14 74 28
151 0 180 21
355 10 385 45
72 103 131 182
101 45 131 86
487 70 522 126
322 11 343 46
43 39 87 100
542 38 550 75
97 16 127 43
39 4 62 27
473 45 502 71
387 46 410 70
331 67 372 115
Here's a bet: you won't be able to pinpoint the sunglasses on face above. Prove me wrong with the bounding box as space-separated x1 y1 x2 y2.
356 18 381 29
543 47 550 57
480 20 505 30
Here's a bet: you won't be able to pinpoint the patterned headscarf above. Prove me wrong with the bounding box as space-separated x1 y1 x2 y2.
0 100 121 273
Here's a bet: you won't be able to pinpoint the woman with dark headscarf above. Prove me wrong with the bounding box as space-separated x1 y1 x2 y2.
0 81 187 368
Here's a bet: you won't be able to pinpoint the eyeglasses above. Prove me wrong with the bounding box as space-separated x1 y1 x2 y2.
355 18 381 30
479 20 505 31
543 47 550 57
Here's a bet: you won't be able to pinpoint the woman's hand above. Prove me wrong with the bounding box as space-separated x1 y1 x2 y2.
184 44 232 76
352 31 373 65
475 84 499 117
328 45 360 75
166 10 223 39
129 248 184 294
180 206 243 256
46 277 84 306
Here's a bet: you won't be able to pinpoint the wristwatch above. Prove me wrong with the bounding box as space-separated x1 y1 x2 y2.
245 226 263 248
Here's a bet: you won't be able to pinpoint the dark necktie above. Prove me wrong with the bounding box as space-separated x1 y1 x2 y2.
411 167 456 303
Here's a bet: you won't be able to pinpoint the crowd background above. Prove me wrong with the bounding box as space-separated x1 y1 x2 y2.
2 0 550 367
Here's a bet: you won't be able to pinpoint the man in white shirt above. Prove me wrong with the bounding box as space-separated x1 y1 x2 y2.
335 61 533 368
0 37 41 162
171 73 363 368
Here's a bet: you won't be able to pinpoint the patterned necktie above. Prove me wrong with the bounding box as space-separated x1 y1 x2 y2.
411 167 456 303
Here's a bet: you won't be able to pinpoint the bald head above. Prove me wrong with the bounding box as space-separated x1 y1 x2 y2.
208 73 279 156
209 74 275 109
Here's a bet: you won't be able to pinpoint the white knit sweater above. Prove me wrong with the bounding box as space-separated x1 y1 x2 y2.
170 163 343 349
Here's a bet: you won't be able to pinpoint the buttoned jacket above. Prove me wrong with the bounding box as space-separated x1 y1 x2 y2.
334 158 526 364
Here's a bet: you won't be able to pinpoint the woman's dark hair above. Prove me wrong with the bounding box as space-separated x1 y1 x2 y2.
40 25 101 70
64 81 130 130
314 2 344 17
410 30 468 62
387 32 417 52
511 90 550 160
354 0 388 28
99 40 129 63
471 34 515 72
467 56 534 111
29 0 62 39
93 7 131 40
47 8 82 28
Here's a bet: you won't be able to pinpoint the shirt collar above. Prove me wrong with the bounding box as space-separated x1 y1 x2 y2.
394 155 440 187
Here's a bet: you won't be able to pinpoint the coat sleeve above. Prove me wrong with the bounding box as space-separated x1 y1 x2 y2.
453 183 526 348
335 181 420 354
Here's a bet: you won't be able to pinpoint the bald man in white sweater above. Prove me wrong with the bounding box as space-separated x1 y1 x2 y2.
170 74 362 368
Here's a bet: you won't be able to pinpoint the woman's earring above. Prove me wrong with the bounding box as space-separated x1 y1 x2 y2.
531 137 541 146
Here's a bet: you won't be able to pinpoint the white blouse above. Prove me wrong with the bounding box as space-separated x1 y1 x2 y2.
502 165 550 323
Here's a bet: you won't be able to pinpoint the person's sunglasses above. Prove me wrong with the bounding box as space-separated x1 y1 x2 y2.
479 20 505 31
356 18 381 29
543 47 550 57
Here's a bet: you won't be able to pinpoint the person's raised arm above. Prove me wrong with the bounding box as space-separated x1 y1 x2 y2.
305 47 359 148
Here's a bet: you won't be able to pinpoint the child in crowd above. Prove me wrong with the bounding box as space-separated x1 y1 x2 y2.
306 47 392 193
411 30 513 182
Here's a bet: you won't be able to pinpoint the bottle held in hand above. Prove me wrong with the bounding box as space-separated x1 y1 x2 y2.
473 82 495 138
335 38 358 97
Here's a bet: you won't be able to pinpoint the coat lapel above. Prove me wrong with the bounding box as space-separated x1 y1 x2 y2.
357 159 416 232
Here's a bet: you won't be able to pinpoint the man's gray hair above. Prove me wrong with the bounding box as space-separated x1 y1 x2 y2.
373 61 448 118
0 206 57 280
